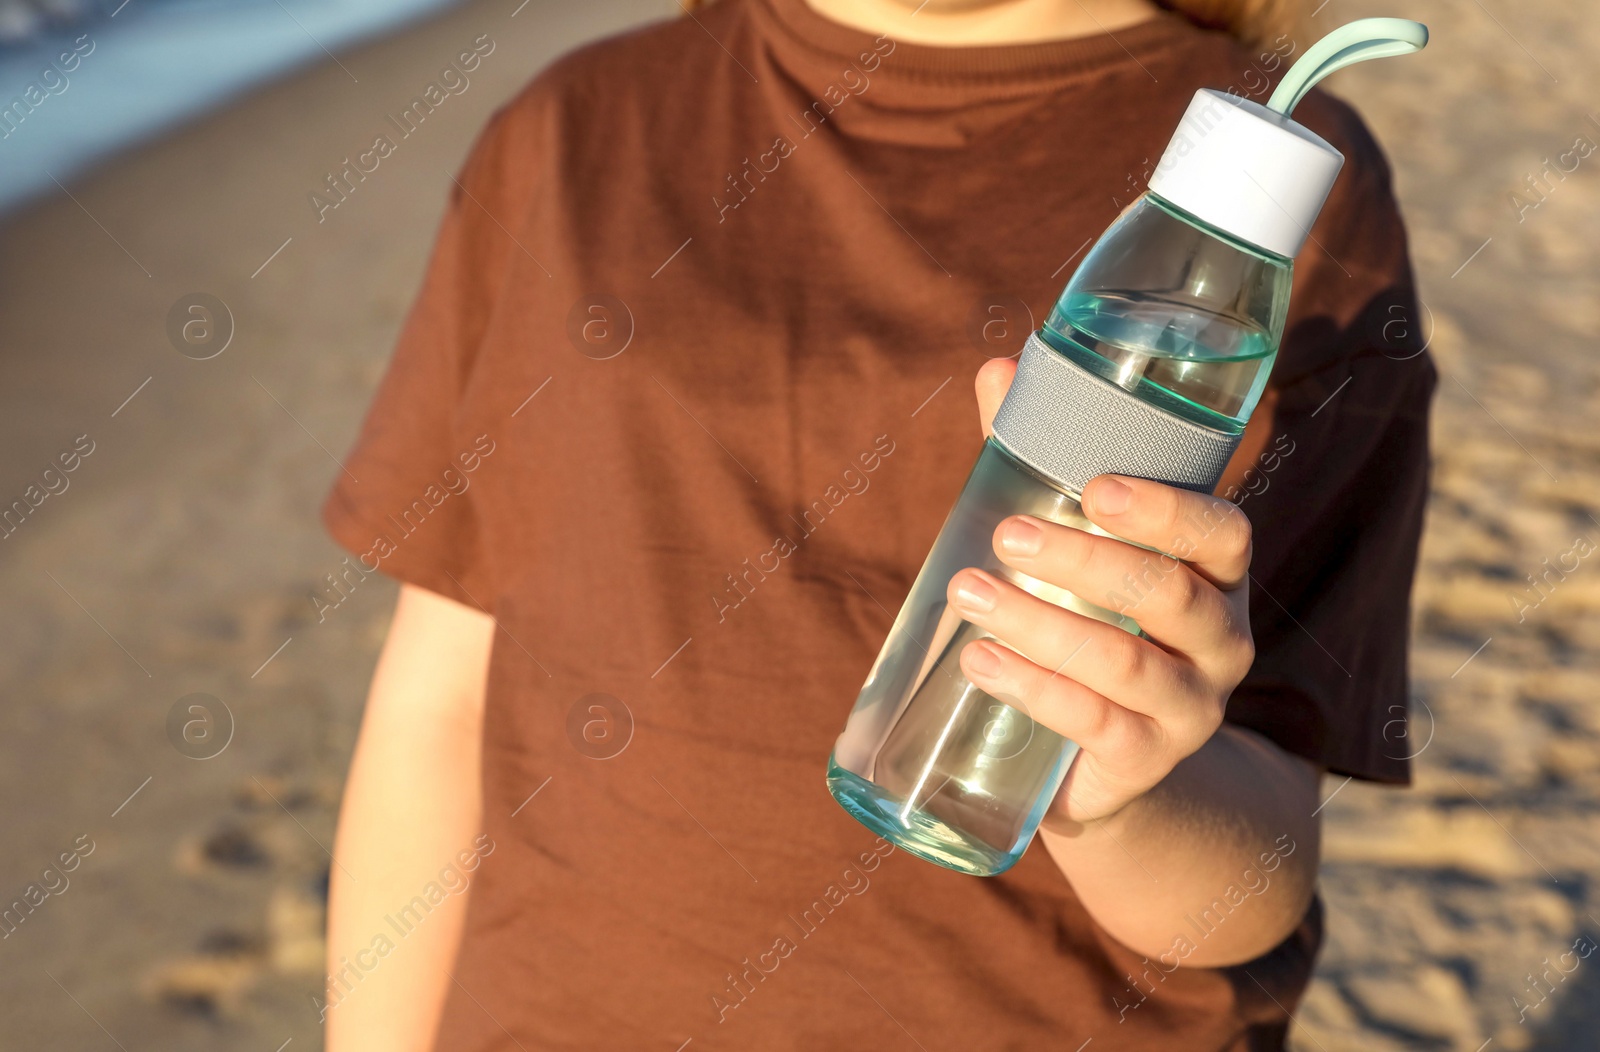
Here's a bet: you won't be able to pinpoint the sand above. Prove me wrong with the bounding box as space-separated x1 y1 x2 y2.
0 0 1595 1049
1286 2 1600 1048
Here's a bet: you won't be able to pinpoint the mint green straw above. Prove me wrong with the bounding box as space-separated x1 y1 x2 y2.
1268 17 1429 117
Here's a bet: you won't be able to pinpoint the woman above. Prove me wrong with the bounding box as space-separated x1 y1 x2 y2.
321 0 1435 1048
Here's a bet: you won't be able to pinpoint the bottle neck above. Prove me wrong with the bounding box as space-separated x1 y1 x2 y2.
1041 190 1293 432
1143 191 1295 266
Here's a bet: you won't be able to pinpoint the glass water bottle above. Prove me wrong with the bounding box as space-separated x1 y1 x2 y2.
828 188 1294 876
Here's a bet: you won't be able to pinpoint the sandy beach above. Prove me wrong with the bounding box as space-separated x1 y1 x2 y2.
0 0 1596 1048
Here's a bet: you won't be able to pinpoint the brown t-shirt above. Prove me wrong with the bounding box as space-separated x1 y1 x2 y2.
323 1 1435 1048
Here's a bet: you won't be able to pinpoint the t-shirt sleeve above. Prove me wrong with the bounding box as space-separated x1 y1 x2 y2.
1222 91 1438 784
320 106 529 613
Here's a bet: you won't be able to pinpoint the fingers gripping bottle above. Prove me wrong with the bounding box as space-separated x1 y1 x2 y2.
826 20 1428 876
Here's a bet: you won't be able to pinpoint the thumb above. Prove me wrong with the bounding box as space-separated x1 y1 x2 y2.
975 358 1017 438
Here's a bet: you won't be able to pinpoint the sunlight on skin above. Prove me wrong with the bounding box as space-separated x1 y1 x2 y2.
804 0 1163 46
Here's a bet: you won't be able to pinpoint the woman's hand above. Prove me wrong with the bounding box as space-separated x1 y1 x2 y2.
953 359 1257 827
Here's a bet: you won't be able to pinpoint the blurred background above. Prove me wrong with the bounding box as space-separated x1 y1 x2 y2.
0 0 1595 1048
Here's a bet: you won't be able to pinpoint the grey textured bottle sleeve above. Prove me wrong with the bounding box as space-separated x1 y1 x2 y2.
990 332 1242 495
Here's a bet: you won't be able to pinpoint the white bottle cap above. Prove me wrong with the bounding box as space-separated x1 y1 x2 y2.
1147 89 1345 260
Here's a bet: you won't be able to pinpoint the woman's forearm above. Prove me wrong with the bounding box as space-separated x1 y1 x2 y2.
324 585 494 1051
1040 725 1322 968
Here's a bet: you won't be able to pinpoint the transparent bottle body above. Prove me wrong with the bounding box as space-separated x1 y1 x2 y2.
827 438 1131 875
827 192 1293 876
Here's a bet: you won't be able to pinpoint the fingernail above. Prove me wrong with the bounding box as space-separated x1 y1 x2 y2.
964 642 1002 680
952 573 997 614
1092 478 1131 515
999 517 1044 556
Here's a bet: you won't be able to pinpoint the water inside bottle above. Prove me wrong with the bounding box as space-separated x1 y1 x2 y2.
1044 291 1275 431
828 616 1079 875
827 442 1127 876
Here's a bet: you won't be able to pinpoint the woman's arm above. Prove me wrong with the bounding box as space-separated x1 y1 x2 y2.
1040 725 1321 967
960 360 1321 966
324 584 494 1049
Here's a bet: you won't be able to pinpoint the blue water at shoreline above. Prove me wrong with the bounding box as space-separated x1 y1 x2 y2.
0 0 460 214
